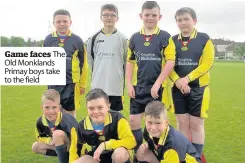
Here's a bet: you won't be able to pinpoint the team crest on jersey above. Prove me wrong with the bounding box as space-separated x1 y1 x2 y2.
98 135 105 141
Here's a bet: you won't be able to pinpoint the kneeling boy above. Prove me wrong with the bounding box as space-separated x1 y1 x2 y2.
70 88 136 163
136 101 201 163
32 89 78 163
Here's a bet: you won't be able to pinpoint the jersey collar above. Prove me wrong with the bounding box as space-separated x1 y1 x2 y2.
42 111 62 127
149 125 170 146
140 26 160 35
84 112 112 130
101 28 117 36
52 30 72 37
178 28 197 40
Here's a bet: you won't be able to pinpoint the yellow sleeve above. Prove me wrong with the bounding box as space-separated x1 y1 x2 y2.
169 70 180 83
187 39 214 82
160 149 180 163
163 37 176 61
69 127 79 163
80 45 88 88
35 128 51 144
127 39 136 64
105 118 136 150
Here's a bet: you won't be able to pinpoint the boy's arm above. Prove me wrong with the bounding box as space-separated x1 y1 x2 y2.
151 37 176 98
35 126 52 144
186 39 215 82
169 70 180 83
126 38 135 86
122 39 129 102
69 127 79 162
69 125 85 162
78 42 88 90
86 37 94 70
156 37 176 85
126 38 136 98
160 149 180 163
104 118 136 150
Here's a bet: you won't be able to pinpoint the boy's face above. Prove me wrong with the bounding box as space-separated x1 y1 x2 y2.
140 7 162 30
87 98 110 124
145 114 168 138
53 15 72 35
42 99 60 122
176 13 197 35
101 9 118 28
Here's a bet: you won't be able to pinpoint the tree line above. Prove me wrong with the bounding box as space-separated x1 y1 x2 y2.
1 36 43 47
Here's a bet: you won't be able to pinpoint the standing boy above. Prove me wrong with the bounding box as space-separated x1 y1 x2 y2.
43 9 88 117
86 4 128 111
169 7 214 156
126 1 176 150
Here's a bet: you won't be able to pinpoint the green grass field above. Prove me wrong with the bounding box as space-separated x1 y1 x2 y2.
1 61 245 163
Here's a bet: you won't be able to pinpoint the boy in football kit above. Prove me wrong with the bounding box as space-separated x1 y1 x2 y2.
126 1 176 150
69 88 136 163
169 7 214 156
86 4 128 111
32 89 78 163
43 9 88 117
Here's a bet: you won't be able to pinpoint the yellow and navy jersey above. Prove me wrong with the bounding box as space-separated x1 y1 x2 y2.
35 112 79 144
127 27 175 87
69 111 136 159
43 31 88 88
144 125 201 163
169 29 214 87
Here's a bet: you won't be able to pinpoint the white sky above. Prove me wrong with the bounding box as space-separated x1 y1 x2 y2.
1 0 245 42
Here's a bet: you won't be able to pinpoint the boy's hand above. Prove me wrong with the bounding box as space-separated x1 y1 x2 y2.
175 77 189 90
151 82 161 99
127 84 135 98
181 85 191 94
93 142 105 162
138 143 149 155
80 88 86 95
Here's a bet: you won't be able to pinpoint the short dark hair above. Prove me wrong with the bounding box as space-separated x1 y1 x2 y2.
145 101 167 119
101 4 118 16
175 7 196 20
142 1 160 12
53 9 71 21
86 88 109 103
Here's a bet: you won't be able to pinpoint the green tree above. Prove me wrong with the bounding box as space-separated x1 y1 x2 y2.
26 37 32 47
36 40 43 47
10 36 25 47
235 45 245 59
1 36 10 47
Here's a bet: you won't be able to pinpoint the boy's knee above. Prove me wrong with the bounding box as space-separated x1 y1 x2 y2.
130 115 142 129
112 148 129 162
52 130 66 139
52 130 67 145
32 142 40 153
74 155 93 163
190 122 204 132
136 150 144 161
190 117 204 132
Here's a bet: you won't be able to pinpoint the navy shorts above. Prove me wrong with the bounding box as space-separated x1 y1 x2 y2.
130 86 163 115
172 86 210 118
48 83 80 111
109 96 123 111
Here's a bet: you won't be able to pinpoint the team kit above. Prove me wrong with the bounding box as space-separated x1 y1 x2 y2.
32 1 214 163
